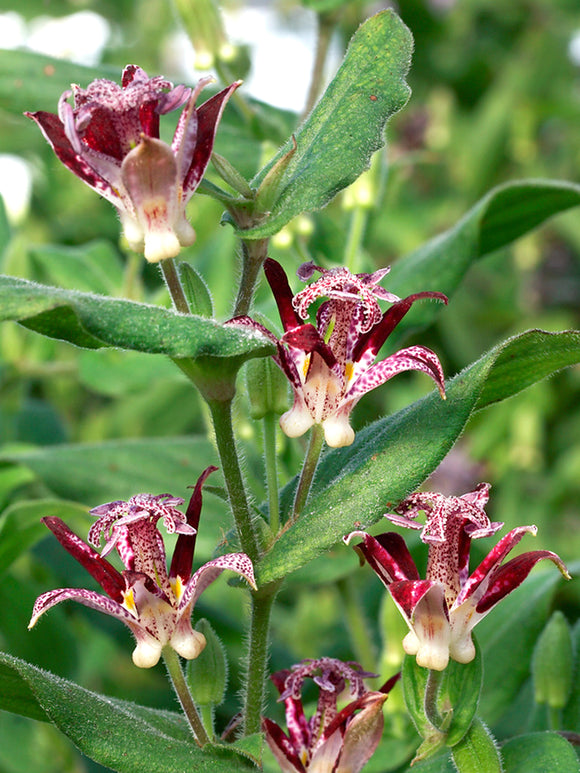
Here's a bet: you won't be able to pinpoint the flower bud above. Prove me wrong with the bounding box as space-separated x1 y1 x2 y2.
245 356 289 420
532 611 574 709
185 618 228 706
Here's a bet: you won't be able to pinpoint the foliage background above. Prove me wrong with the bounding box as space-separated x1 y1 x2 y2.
0 0 578 771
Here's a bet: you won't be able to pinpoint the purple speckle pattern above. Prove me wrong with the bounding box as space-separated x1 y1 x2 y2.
347 483 569 669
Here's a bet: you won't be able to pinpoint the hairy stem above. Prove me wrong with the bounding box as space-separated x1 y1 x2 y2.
163 647 211 747
292 424 324 522
243 584 279 735
208 398 260 563
234 238 269 317
160 257 190 314
263 412 280 534
424 668 444 731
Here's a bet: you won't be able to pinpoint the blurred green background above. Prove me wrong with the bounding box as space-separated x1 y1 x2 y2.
0 0 578 770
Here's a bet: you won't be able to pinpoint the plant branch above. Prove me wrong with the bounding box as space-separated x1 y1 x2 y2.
243 583 279 735
207 398 260 563
234 238 269 316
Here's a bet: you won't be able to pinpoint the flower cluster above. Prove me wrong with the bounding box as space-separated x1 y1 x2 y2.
29 467 256 668
26 66 238 262
230 258 447 447
263 657 397 773
346 483 570 671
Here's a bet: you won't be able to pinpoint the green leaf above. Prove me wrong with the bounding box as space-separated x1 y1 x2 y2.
0 437 217 504
387 180 580 334
450 719 503 773
477 569 568 725
501 732 579 773
0 499 87 577
0 275 274 366
0 653 256 772
256 329 580 585
239 10 412 238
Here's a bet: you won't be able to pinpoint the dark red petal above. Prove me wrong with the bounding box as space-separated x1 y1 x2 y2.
389 579 444 620
282 324 337 369
262 718 306 773
353 291 448 362
169 466 217 582
476 550 570 614
264 258 303 331
42 516 124 602
353 531 421 584
25 111 116 191
182 82 240 195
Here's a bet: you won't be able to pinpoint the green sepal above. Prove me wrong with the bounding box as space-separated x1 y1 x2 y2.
532 611 574 709
186 619 228 707
177 263 214 318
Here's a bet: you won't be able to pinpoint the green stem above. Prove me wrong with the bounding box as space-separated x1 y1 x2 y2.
424 668 444 731
548 706 562 731
243 584 279 735
292 424 324 522
337 578 376 672
234 238 269 317
263 412 280 534
160 257 190 314
343 205 368 274
207 398 260 563
163 647 211 747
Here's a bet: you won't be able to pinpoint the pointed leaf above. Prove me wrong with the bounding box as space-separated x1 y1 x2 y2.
0 275 274 365
239 10 412 238
386 180 580 335
256 329 580 585
0 653 256 772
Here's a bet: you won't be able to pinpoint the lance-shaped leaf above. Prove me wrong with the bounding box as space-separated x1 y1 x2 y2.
0 275 274 370
256 329 580 585
0 653 257 772
238 10 412 238
386 179 580 337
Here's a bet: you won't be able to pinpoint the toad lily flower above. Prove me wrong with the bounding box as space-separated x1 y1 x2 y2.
345 483 570 671
228 258 447 447
29 467 256 668
26 65 239 262
263 657 397 773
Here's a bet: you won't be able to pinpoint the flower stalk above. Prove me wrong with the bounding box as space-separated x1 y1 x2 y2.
292 423 324 522
163 647 211 747
161 257 191 314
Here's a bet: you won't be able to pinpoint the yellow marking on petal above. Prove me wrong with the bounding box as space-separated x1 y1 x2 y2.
302 353 311 379
122 588 137 616
345 361 354 383
170 575 184 603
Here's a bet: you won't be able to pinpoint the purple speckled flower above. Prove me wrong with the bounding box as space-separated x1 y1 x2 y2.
26 65 239 262
228 258 447 447
29 467 256 668
345 484 570 670
263 657 398 773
